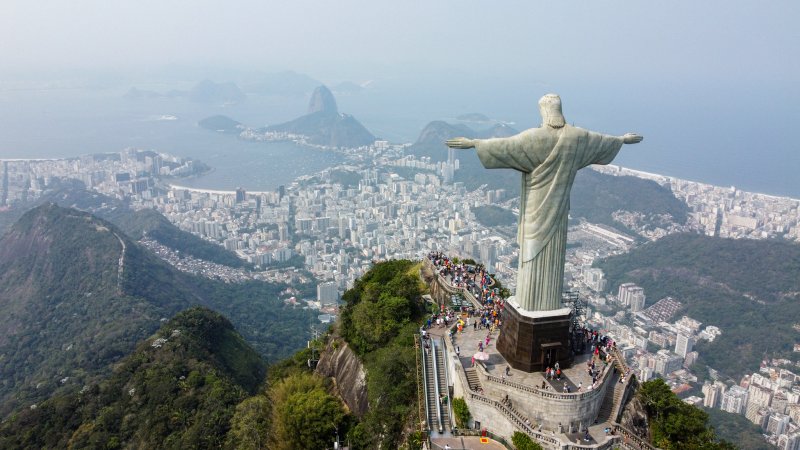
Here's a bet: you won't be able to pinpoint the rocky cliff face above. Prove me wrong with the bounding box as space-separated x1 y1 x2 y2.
315 339 368 417
307 85 338 114
619 393 649 439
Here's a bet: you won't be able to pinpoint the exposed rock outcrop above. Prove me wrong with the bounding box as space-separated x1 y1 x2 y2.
315 339 369 418
307 85 338 114
619 393 650 439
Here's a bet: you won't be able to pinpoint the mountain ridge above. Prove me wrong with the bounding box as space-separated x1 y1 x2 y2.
0 203 314 417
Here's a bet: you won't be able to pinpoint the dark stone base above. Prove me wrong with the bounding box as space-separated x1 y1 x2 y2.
497 301 573 373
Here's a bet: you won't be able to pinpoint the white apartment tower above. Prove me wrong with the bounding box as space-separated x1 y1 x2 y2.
675 333 695 358
720 385 749 414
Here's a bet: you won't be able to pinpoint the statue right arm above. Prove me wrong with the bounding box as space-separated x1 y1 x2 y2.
474 130 539 172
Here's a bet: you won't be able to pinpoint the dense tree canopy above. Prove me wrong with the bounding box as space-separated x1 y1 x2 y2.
638 379 734 450
268 372 344 450
0 308 265 450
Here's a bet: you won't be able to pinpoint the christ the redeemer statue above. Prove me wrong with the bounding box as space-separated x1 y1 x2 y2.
447 94 642 312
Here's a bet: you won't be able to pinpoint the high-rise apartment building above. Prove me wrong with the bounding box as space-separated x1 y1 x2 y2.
618 283 645 311
720 385 749 414
675 333 695 358
702 381 726 408
317 281 339 304
746 384 774 424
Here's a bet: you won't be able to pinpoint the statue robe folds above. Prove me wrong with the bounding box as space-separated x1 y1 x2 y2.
475 125 623 312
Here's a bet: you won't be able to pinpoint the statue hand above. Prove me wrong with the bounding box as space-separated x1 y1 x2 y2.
446 137 476 149
622 133 643 144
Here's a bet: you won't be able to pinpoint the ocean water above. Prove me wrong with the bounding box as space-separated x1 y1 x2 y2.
0 88 340 191
0 84 798 198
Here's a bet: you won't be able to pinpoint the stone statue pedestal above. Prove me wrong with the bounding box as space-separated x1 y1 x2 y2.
497 297 573 373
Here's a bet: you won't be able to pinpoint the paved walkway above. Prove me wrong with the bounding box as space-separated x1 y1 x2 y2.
427 313 619 443
430 436 507 450
447 315 601 393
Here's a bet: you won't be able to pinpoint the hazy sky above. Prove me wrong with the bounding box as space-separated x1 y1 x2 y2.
2 1 798 84
2 1 799 195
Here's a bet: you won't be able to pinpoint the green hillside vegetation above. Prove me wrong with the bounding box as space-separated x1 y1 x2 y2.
597 233 800 378
473 204 517 227
0 204 315 417
111 208 247 268
267 372 346 450
704 407 770 450
638 379 734 449
260 260 426 449
570 169 688 231
339 260 426 449
326 168 362 188
0 308 265 449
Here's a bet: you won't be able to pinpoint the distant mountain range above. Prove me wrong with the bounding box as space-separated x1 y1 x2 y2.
124 79 246 104
125 72 369 105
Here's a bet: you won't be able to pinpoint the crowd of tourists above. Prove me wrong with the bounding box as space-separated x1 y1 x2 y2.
427 251 505 315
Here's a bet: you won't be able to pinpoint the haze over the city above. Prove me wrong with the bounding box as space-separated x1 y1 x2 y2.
1 0 799 196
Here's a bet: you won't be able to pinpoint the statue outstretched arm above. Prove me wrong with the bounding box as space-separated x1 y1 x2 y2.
446 137 477 149
622 133 643 144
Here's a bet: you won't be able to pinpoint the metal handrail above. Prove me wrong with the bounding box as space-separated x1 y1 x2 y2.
440 337 455 430
431 339 444 433
420 334 432 431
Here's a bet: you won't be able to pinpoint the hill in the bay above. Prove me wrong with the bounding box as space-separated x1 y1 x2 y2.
188 80 246 104
596 233 800 379
0 307 266 449
260 85 375 148
198 115 244 134
409 120 519 159
0 204 314 417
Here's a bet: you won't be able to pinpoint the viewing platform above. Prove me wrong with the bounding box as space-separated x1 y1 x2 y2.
421 255 652 450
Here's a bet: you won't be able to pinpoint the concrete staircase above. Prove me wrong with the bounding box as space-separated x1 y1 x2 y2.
596 372 627 424
465 367 482 392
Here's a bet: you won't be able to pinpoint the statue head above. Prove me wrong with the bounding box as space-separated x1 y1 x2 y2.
539 94 566 128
